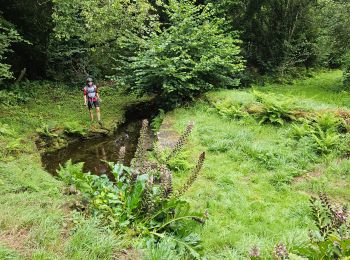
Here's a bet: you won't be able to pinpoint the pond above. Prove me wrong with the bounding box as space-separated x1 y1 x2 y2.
41 101 158 175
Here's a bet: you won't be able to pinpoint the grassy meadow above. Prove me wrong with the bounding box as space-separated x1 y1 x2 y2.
1 71 350 259
0 82 144 259
165 70 350 258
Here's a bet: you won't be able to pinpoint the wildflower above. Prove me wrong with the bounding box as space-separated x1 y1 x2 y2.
166 121 194 161
175 152 205 198
117 146 126 164
249 246 260 259
274 243 289 259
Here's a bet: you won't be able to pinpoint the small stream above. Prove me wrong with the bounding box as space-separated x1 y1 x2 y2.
41 101 158 175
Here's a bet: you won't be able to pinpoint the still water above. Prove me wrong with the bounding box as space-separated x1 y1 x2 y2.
41 101 159 175
41 120 154 175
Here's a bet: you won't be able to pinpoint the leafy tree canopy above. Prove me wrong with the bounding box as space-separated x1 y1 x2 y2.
119 0 245 105
50 0 159 82
0 17 26 82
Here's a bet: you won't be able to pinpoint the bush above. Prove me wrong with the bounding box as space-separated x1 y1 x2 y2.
290 120 312 139
314 112 345 133
0 89 30 106
212 91 303 125
121 0 245 105
311 126 340 154
290 113 346 155
36 123 59 138
213 99 249 120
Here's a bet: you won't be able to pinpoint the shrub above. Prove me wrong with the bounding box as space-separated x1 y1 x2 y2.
314 112 345 133
59 120 207 258
290 121 312 139
121 0 245 105
290 113 345 155
213 100 248 120
0 17 27 81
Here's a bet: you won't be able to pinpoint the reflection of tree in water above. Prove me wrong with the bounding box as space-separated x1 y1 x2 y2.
42 120 154 177
94 146 108 175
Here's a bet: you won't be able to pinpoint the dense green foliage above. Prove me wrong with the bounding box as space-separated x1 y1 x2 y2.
0 17 26 81
315 0 350 87
59 120 207 258
2 0 350 257
121 1 244 104
50 0 158 82
211 0 317 75
1 0 350 93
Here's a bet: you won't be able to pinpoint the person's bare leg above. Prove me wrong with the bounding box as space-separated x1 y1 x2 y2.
89 110 94 121
96 107 101 122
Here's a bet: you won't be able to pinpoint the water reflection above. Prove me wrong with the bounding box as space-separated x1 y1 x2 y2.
41 120 154 176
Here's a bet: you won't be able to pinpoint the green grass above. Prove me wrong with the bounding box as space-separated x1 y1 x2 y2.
164 70 350 258
1 71 349 258
259 70 350 107
0 82 144 258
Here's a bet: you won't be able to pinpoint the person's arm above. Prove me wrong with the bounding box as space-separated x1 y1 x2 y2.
96 86 101 101
83 88 87 105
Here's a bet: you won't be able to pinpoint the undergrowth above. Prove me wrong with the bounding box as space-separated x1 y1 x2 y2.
293 194 350 259
210 90 350 156
59 120 207 258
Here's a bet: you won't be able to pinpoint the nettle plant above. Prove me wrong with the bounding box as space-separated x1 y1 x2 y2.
59 119 207 258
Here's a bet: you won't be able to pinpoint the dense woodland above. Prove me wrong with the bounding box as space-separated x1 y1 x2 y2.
2 1 350 259
1 0 350 99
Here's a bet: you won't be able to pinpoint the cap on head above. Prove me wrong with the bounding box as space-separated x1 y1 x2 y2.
86 77 93 83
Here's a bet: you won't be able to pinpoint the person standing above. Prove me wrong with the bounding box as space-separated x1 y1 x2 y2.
83 77 102 126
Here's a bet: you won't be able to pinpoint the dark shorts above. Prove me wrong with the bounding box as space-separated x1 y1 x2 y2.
88 100 100 110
